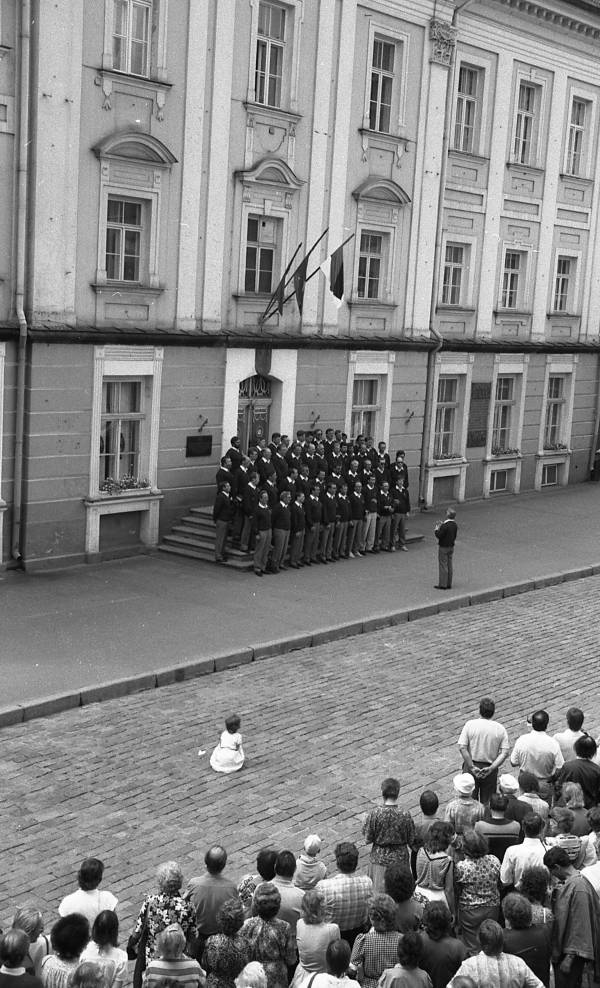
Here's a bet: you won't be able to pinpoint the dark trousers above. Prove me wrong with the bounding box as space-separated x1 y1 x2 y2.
554 956 586 988
464 759 498 804
438 545 454 587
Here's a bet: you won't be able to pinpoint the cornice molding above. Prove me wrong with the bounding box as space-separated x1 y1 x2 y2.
496 0 600 38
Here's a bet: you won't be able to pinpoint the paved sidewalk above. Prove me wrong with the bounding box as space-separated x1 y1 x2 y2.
1 482 599 716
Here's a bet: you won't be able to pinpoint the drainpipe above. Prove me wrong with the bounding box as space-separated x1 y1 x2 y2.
418 0 477 508
590 353 600 479
11 0 31 564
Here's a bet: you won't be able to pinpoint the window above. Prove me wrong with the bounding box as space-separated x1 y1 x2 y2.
100 380 144 485
566 98 587 176
434 377 459 458
112 0 151 77
255 2 286 107
492 377 514 450
351 378 380 438
541 463 558 486
501 250 524 309
553 256 574 313
544 375 565 448
244 215 280 294
357 232 384 299
513 82 538 165
442 244 467 305
454 65 480 153
369 38 395 133
106 198 143 283
490 469 508 492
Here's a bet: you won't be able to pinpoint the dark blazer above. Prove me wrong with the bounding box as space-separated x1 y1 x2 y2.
435 519 458 547
213 491 233 523
290 502 306 533
272 502 291 531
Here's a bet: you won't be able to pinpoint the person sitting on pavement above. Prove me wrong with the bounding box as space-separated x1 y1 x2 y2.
362 777 416 892
349 894 402 988
501 893 551 987
553 707 586 763
418 902 467 988
500 815 548 892
554 734 600 809
444 774 484 836
293 837 327 891
448 919 544 987
0 929 43 988
474 794 522 863
58 859 118 927
510 711 564 804
316 842 373 947
185 848 238 960
457 698 510 805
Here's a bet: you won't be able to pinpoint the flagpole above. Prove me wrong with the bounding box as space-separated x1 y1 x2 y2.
261 231 354 325
258 242 303 325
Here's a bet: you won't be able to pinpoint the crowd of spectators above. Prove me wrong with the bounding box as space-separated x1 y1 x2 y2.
212 429 412 573
4 704 600 988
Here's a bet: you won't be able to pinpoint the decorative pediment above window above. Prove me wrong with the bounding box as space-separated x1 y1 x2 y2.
353 177 411 205
236 156 303 209
93 131 177 167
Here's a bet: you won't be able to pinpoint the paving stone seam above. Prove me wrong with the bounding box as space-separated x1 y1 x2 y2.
3 562 600 730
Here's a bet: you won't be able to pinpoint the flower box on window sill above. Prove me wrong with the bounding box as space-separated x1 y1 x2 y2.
432 454 465 464
490 448 522 458
536 447 571 462
86 489 161 506
543 442 569 452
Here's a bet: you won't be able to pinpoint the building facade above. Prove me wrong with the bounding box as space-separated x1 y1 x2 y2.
0 0 599 568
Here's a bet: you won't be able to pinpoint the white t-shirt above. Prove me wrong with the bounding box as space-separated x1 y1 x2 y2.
510 731 564 780
553 728 584 762
457 718 510 763
58 888 118 925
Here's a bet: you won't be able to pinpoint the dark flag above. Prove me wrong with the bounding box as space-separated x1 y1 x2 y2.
293 255 310 315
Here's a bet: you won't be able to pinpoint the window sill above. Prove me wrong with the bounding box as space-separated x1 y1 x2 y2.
232 292 274 302
547 312 581 319
484 454 522 463
535 449 571 460
436 304 476 313
559 172 594 186
346 298 398 310
85 489 162 506
358 128 411 166
94 69 171 118
506 160 545 176
493 309 532 317
244 101 302 125
448 148 490 164
92 283 165 298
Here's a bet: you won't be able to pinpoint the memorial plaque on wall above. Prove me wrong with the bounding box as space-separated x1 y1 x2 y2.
467 382 492 448
186 435 213 457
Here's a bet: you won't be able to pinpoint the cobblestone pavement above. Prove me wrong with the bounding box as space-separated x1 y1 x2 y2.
1 574 598 936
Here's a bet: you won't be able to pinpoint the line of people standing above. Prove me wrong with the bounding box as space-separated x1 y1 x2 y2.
212 428 412 576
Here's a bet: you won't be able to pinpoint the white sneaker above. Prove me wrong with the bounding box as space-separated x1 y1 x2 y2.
400 546 408 552
197 749 206 756
348 552 355 558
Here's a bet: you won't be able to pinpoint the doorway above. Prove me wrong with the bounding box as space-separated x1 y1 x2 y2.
237 375 272 451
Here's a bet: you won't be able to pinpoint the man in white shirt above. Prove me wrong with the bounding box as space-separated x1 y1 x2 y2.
553 707 586 762
500 814 548 890
458 697 510 803
511 709 564 802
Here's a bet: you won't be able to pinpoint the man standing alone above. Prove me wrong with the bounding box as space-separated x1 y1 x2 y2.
458 697 510 803
434 507 457 589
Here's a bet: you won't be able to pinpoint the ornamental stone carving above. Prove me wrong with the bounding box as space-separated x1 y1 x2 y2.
429 19 457 67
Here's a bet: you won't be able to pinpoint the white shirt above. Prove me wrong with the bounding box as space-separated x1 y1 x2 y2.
553 728 584 762
500 838 548 889
58 887 118 924
458 717 510 763
510 731 564 780
581 862 600 896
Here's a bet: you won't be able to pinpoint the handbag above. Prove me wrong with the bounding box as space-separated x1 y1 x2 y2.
127 906 149 988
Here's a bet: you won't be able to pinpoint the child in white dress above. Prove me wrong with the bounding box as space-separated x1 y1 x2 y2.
208 714 245 773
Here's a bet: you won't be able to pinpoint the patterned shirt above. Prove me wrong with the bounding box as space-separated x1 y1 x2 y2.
202 933 249 988
444 796 485 835
454 855 501 910
362 806 416 867
132 892 197 963
316 873 373 932
350 930 402 988
241 916 296 988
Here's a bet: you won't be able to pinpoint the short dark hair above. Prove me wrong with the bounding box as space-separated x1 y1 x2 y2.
256 849 278 881
384 864 415 904
566 707 584 730
78 858 104 892
544 846 571 871
479 919 504 956
0 929 30 968
326 940 351 977
489 794 508 813
50 915 90 960
531 710 549 731
426 821 454 853
217 899 244 936
205 846 227 875
522 813 544 838
574 735 597 760
334 842 359 874
91 911 119 949
381 777 400 800
275 851 296 880
520 866 550 905
396 932 423 968
225 714 241 733
422 902 452 940
462 829 489 859
479 698 495 719
502 893 532 930
518 771 539 794
419 790 439 815
587 807 600 833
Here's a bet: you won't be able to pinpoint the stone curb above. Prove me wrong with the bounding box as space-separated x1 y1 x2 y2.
2 564 599 730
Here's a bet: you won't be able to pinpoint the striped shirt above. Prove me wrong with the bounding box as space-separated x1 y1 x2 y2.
144 957 205 988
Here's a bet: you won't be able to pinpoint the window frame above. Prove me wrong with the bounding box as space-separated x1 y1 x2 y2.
440 241 471 307
498 246 530 312
241 213 283 296
246 0 304 113
105 196 146 285
551 253 580 315
111 0 152 78
425 354 474 506
362 21 409 135
351 377 381 439
255 1 287 109
344 351 395 445
102 0 168 82
449 51 492 158
357 231 386 301
537 356 577 457
509 70 547 169
433 377 460 459
351 224 396 305
453 63 481 154
563 89 596 179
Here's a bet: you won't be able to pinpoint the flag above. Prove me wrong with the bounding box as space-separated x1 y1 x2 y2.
320 245 345 309
273 272 286 315
293 255 310 315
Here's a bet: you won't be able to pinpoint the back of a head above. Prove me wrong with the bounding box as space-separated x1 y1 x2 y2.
334 842 358 874
205 846 227 875
381 777 400 800
446 507 456 519
156 924 186 961
12 905 43 942
396 931 423 970
368 893 397 933
575 734 597 760
78 858 104 892
522 813 544 838
489 793 508 814
0 929 30 969
551 807 574 833
326 939 351 978
275 851 296 881
567 707 584 731
426 820 454 853
563 782 585 808
253 883 281 921
70 962 105 988
479 697 495 719
462 829 488 859
531 710 549 732
384 863 415 903
544 846 571 871
419 789 439 816
502 892 532 930
91 910 119 949
422 901 452 941
236 962 267 988
50 914 91 961
518 771 539 794
256 849 278 881
520 865 550 905
478 919 504 956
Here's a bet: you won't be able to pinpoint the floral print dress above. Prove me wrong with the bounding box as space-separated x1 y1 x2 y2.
131 891 197 963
